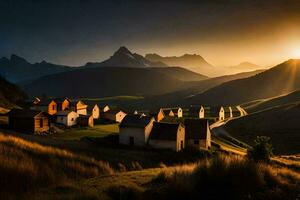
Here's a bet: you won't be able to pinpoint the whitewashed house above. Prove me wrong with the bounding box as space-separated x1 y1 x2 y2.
184 119 211 150
119 114 155 146
148 122 185 152
189 105 205 119
70 100 87 115
88 104 100 119
56 111 78 127
101 110 126 123
157 107 183 121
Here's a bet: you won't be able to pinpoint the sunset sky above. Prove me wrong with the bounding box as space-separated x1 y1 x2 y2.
1 0 300 67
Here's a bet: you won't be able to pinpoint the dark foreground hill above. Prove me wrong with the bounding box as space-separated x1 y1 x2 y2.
225 102 300 154
0 77 26 108
22 67 199 98
186 59 300 106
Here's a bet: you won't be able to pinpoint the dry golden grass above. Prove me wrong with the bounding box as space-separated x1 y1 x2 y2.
0 133 113 197
150 154 300 200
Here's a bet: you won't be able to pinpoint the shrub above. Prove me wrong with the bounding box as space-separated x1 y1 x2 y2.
247 136 274 162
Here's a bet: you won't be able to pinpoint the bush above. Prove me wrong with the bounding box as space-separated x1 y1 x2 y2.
247 136 273 162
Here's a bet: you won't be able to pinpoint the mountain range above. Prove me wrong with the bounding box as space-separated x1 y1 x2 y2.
145 53 217 76
186 59 300 106
85 47 167 68
0 55 73 83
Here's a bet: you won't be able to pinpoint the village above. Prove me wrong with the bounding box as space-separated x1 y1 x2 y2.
4 97 247 152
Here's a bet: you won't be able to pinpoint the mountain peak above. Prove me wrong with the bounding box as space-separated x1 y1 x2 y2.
10 54 29 65
114 46 132 56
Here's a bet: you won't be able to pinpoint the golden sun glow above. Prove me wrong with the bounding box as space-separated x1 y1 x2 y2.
291 48 300 58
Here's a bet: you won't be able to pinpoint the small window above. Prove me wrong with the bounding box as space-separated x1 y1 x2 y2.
71 118 74 121
194 140 199 145
52 105 55 110
39 119 43 128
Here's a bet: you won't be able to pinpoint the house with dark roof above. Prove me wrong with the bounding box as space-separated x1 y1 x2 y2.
88 104 100 119
157 107 183 122
230 106 242 118
8 109 50 134
189 105 205 119
148 122 185 151
119 114 155 146
56 110 78 127
70 100 88 115
77 114 94 127
52 97 70 111
184 119 211 150
31 99 57 115
101 110 126 122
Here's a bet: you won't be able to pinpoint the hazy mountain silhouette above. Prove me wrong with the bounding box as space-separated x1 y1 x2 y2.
225 101 300 154
226 62 264 74
85 46 167 68
0 55 73 83
186 59 300 105
145 53 218 76
22 67 207 98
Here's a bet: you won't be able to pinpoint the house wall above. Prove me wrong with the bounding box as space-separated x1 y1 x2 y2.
77 108 87 115
116 112 126 122
169 110 175 117
61 100 70 111
149 140 178 151
101 113 116 121
176 126 185 151
48 101 57 115
34 116 49 133
119 127 146 146
219 107 225 121
157 110 165 122
92 106 100 119
177 108 183 118
103 106 110 112
200 107 205 118
56 112 78 126
77 116 94 127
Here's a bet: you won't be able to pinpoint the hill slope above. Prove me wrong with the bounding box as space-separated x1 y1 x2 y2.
22 67 192 98
187 59 300 105
145 53 217 76
0 55 73 83
242 90 300 113
225 102 300 154
0 77 26 108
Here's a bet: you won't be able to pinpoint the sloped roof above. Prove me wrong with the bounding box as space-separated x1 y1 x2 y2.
104 110 124 115
78 114 92 119
149 122 182 141
56 110 77 116
87 104 98 112
8 109 45 118
184 119 209 140
120 114 153 128
37 99 56 106
52 97 70 103
231 106 240 112
161 107 181 114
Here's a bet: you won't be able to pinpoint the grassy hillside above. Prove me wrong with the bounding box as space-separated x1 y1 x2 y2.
39 155 300 200
149 67 208 81
225 102 300 154
0 76 26 108
135 70 264 110
242 90 300 113
187 59 300 106
0 133 113 198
